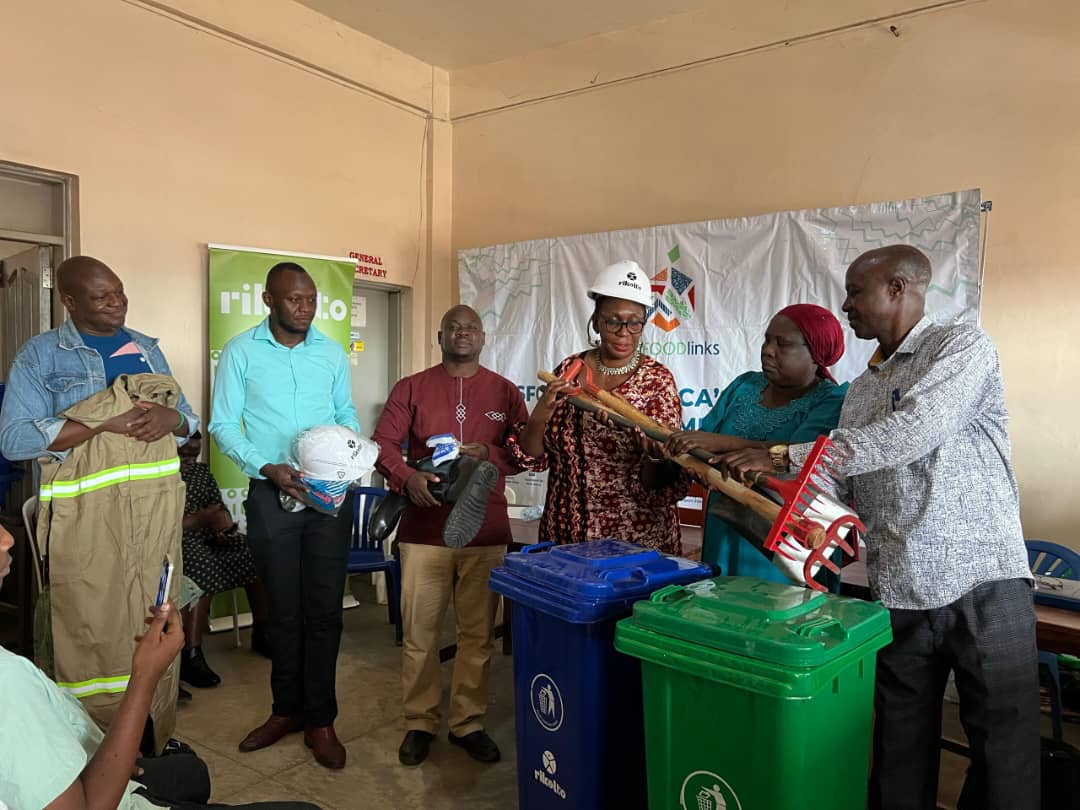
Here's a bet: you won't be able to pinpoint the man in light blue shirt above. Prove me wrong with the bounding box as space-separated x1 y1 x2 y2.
210 262 359 771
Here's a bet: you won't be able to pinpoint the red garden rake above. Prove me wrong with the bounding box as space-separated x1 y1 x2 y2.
539 362 862 590
749 435 862 590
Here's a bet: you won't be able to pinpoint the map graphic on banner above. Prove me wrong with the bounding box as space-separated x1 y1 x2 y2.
458 189 982 506
208 246 355 520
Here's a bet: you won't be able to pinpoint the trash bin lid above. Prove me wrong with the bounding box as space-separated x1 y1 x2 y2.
502 539 709 599
628 576 891 668
489 539 712 623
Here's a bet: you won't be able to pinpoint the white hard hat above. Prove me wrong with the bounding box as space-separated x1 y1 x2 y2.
290 426 379 514
293 425 378 482
587 260 654 309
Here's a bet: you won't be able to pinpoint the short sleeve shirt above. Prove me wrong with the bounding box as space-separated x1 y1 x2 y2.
0 647 154 809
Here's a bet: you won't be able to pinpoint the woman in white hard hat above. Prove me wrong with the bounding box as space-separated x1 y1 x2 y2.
509 260 687 554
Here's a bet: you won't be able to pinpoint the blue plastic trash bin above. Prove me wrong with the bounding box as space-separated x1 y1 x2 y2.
490 539 712 810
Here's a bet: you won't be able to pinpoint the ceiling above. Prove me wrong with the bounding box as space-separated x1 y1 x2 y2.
295 0 712 69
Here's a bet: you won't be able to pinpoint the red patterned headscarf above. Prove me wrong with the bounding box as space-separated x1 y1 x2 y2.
776 304 844 383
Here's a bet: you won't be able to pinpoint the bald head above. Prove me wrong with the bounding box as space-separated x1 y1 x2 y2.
850 245 932 292
439 305 485 365
440 305 481 332
843 244 931 352
56 255 128 336
56 255 117 297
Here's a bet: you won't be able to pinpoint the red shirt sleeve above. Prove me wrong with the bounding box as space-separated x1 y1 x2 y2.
486 380 529 476
373 376 416 493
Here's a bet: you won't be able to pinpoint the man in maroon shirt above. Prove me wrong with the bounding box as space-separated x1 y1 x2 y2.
374 304 528 767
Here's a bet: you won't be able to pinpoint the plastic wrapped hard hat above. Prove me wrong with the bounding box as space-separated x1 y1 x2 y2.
294 425 377 481
287 426 379 515
586 259 653 309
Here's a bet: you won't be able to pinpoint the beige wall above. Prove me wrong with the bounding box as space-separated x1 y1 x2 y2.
3 0 1076 544
452 0 1080 544
0 0 455 423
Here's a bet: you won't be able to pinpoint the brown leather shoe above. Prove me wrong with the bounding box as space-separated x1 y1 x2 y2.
305 725 346 769
238 714 304 752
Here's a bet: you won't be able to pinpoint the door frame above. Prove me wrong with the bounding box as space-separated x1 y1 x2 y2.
352 279 404 388
0 161 79 329
0 160 79 258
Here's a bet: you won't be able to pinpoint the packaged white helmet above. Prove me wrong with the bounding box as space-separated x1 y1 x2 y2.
586 259 654 310
282 425 379 515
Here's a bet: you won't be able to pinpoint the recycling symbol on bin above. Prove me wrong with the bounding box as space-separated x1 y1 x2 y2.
679 770 742 810
530 673 564 732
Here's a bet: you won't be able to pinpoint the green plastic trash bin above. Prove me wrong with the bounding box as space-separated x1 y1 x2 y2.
615 576 892 810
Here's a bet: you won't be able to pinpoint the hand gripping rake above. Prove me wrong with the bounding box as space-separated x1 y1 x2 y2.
749 435 863 589
540 362 862 590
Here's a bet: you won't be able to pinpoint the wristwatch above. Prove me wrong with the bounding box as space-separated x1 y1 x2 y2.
768 444 790 474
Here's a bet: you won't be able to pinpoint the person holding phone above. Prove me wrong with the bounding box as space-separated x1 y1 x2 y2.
0 524 321 809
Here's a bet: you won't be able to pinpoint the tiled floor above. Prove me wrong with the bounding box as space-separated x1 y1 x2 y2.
178 580 1074 809
176 583 519 810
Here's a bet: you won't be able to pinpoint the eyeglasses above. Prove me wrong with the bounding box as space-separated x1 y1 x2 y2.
599 317 647 335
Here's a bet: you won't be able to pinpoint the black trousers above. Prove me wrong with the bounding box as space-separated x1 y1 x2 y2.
245 479 352 727
136 753 320 808
869 577 1041 810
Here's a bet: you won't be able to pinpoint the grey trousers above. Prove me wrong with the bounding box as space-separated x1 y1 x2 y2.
868 577 1041 810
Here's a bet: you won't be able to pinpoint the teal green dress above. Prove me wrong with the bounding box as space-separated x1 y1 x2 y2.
700 372 847 586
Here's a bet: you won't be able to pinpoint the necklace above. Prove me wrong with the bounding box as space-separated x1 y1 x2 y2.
594 349 640 377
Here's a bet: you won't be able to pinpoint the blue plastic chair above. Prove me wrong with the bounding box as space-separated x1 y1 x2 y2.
1028 539 1080 598
349 486 403 645
1026 539 1080 741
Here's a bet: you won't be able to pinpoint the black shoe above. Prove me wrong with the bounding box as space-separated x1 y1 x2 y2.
180 646 221 688
443 460 499 549
398 730 434 766
370 491 408 542
251 625 272 659
448 730 501 763
178 685 193 703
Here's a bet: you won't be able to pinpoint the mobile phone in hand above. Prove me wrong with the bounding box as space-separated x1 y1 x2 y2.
155 555 175 609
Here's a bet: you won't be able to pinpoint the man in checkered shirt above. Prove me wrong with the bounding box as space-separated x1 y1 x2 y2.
720 245 1038 810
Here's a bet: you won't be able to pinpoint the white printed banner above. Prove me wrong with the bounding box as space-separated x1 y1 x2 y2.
459 190 982 504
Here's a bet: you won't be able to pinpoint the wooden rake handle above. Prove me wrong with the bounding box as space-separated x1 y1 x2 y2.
538 369 790 527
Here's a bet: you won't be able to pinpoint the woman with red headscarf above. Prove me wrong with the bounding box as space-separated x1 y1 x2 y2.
667 304 846 585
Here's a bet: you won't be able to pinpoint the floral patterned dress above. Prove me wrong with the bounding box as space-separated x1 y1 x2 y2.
509 353 688 554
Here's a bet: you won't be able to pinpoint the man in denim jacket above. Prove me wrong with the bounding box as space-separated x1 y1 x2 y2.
0 255 198 463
